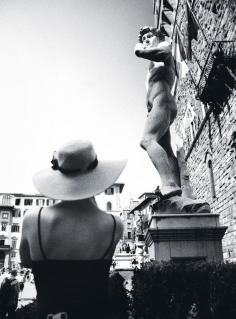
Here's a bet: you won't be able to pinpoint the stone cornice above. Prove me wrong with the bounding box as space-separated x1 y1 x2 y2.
145 226 227 246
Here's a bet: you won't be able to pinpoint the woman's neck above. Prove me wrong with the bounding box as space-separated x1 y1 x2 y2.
54 197 99 212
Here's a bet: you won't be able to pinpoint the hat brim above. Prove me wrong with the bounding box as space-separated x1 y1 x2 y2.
33 159 127 200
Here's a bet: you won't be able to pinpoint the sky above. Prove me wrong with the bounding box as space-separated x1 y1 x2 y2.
0 0 162 200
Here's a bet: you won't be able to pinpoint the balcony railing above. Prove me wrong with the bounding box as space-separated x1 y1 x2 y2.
196 40 236 114
0 244 10 251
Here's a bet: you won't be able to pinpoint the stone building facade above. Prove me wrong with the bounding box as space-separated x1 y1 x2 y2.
0 193 56 268
0 205 14 269
173 0 236 261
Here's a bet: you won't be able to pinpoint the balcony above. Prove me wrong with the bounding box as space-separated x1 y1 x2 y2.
0 244 10 251
196 40 236 114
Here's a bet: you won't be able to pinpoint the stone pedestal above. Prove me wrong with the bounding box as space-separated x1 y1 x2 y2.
145 213 227 262
114 253 134 270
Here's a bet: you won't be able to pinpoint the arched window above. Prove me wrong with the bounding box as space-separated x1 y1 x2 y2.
24 199 33 206
105 187 114 195
11 238 17 249
0 251 5 268
15 198 21 205
107 202 112 211
208 159 216 198
12 209 21 218
204 151 216 199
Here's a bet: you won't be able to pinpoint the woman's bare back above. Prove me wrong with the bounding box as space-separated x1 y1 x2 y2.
22 198 123 263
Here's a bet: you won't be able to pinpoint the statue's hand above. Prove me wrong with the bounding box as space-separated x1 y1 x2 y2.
134 43 146 56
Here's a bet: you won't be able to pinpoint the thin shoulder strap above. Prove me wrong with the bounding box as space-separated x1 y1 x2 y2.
101 214 116 260
38 207 48 260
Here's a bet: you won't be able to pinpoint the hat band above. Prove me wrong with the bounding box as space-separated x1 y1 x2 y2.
51 157 98 174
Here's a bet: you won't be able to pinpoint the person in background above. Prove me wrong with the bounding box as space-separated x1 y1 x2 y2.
0 268 11 286
0 269 20 319
20 139 127 319
17 270 25 300
125 244 131 254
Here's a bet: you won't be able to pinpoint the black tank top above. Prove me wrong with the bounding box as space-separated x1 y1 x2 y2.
32 207 117 319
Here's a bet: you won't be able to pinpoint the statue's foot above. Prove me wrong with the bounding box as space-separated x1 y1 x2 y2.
153 195 211 214
161 186 182 199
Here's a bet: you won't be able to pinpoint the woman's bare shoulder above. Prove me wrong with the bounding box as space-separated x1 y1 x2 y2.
113 214 123 228
98 212 123 237
111 214 124 241
22 208 39 227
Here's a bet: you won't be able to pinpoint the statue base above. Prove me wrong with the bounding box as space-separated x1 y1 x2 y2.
145 212 227 262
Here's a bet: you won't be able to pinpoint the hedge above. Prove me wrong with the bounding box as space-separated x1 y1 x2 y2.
131 261 236 319
108 271 131 319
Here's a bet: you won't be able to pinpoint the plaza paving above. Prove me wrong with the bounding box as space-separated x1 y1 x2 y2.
18 281 36 308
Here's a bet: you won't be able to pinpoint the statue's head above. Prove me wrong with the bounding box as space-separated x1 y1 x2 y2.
139 26 165 48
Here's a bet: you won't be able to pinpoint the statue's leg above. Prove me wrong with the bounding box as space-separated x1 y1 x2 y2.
159 129 181 188
140 99 181 197
177 147 196 199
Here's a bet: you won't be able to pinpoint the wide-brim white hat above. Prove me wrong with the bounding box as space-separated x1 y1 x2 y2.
33 140 127 200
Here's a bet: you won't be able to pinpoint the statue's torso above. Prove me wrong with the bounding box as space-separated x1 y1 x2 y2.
146 56 176 115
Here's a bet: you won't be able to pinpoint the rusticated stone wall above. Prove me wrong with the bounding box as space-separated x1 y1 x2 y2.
173 0 236 261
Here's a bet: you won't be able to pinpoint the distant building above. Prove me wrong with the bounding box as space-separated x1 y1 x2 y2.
111 193 157 269
0 193 56 269
121 209 134 242
0 205 14 269
128 192 157 241
96 183 125 216
118 193 157 246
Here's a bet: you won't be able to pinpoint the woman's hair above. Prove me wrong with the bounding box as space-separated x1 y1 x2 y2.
139 27 165 43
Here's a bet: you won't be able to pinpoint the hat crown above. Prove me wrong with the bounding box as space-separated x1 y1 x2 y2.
56 140 97 172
